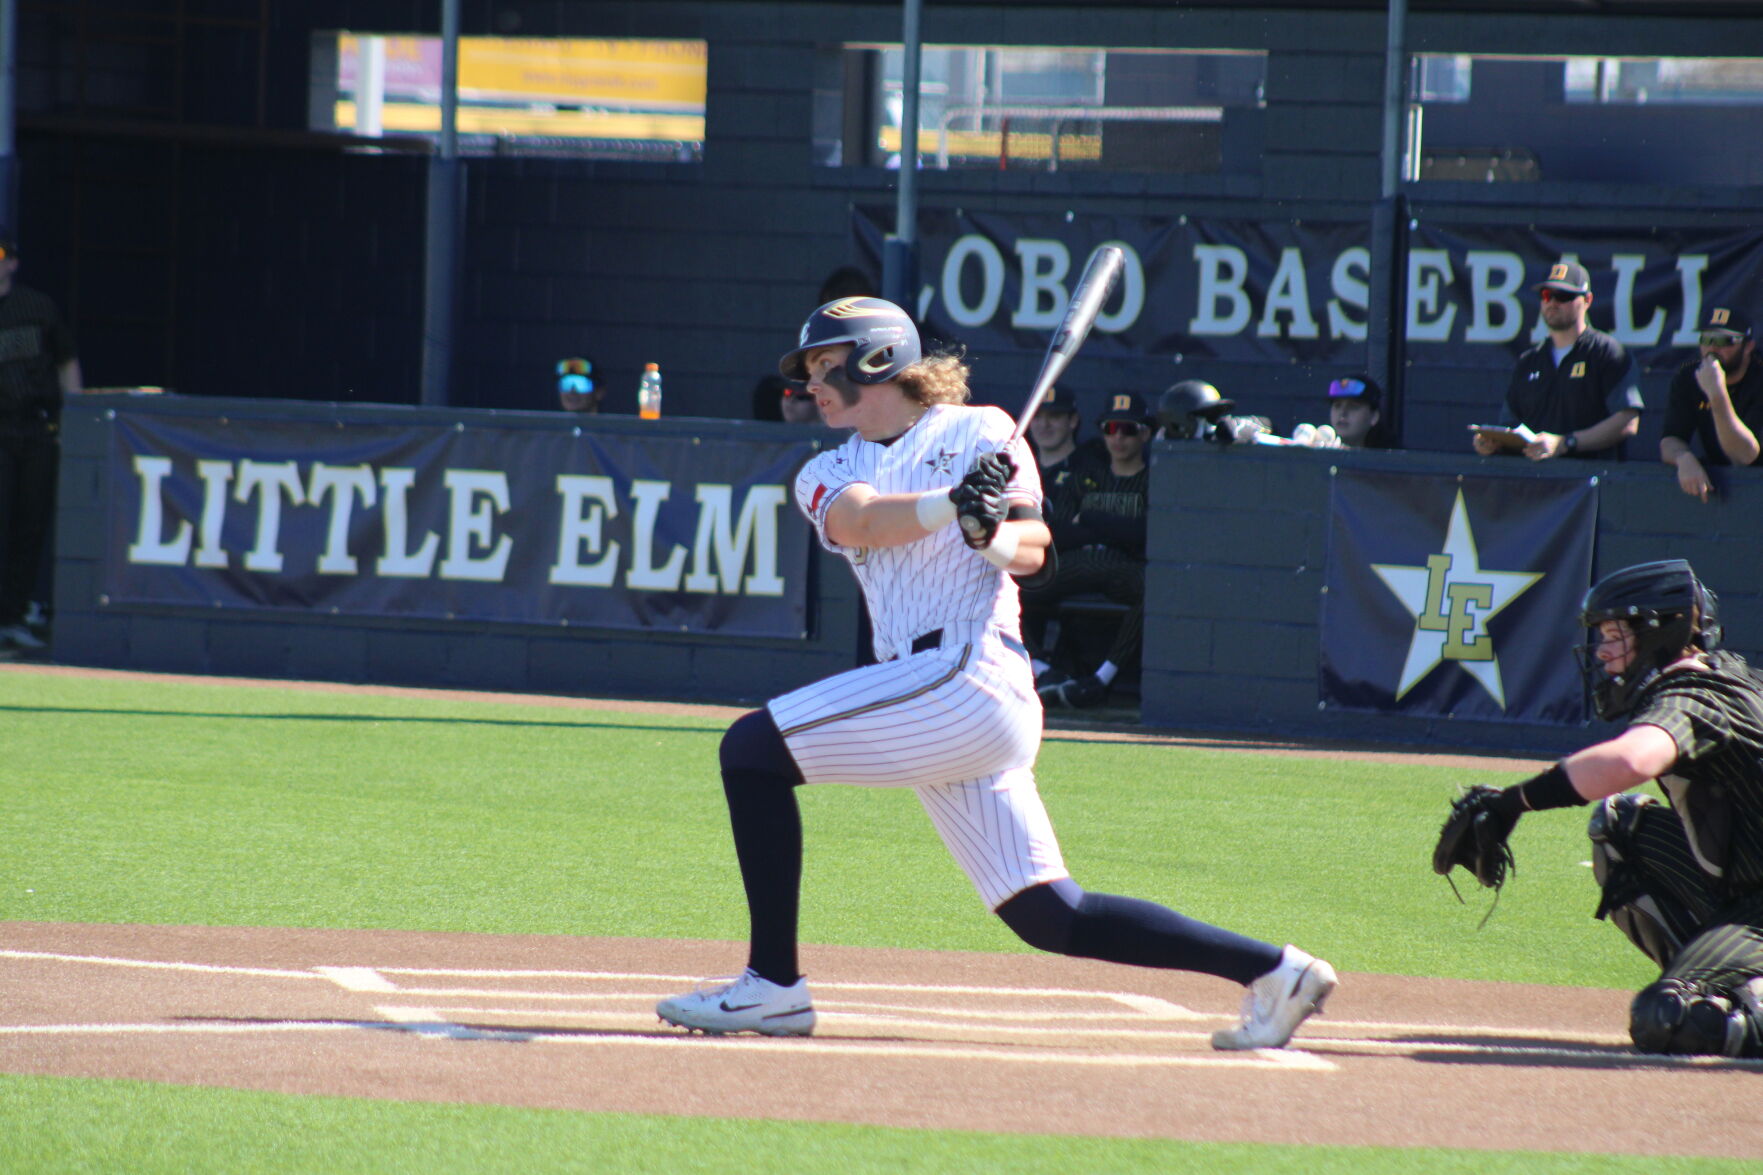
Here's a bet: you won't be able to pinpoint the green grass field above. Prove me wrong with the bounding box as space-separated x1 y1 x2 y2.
2 669 1737 1174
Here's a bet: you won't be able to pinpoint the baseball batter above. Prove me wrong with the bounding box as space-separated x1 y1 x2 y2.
657 297 1336 1048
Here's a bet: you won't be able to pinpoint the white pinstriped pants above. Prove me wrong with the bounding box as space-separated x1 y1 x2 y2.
768 625 1070 909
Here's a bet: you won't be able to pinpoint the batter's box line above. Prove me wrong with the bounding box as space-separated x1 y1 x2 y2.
357 1003 1228 1040
355 967 1207 1020
364 1007 1336 1070
0 950 1222 1029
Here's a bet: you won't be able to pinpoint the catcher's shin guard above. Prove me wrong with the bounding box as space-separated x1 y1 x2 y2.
1588 794 1682 968
1629 979 1759 1058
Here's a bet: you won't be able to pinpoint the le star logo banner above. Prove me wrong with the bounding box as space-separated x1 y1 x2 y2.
1319 470 1596 725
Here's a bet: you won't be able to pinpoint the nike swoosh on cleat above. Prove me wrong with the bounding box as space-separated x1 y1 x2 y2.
719 1001 762 1013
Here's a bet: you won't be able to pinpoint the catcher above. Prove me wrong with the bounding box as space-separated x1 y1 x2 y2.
1433 559 1763 1058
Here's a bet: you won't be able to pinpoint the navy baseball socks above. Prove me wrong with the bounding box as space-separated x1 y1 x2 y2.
997 879 1337 1049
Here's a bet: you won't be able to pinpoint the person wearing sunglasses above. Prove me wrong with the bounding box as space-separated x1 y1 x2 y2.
1472 261 1643 462
1659 307 1761 502
1023 391 1154 711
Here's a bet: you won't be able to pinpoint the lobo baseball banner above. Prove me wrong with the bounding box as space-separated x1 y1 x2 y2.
104 413 813 637
1319 469 1596 725
854 204 1372 365
1405 221 1763 374
855 207 1763 375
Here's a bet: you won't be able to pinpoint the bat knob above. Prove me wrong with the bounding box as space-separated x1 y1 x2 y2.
959 516 984 536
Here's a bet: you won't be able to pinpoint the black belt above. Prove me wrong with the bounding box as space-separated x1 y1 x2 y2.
902 627 1029 665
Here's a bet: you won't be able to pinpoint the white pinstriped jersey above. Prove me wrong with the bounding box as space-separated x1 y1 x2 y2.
793 403 1040 662
769 401 1070 909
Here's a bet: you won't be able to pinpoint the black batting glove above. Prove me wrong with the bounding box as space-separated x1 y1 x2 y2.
953 451 1015 549
962 451 1015 496
953 481 1007 549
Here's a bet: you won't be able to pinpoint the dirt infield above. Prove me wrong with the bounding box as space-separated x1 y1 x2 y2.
2 921 1761 1158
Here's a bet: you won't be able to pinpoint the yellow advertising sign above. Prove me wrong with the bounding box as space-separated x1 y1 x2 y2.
337 35 707 112
459 38 706 110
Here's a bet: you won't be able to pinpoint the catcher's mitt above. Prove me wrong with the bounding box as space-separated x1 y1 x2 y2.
1432 784 1519 900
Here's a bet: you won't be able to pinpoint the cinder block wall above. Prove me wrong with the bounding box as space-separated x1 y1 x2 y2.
1142 443 1763 755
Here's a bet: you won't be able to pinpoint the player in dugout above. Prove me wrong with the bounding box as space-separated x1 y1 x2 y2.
655 296 1337 1049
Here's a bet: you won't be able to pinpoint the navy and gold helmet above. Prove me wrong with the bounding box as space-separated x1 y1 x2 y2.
779 297 922 385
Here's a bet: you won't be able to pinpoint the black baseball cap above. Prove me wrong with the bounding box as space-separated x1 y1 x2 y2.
1699 307 1754 341
1039 385 1079 415
1098 391 1154 426
1536 261 1592 296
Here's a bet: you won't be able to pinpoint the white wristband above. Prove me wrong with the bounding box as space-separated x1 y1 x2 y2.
980 525 1020 568
915 491 957 531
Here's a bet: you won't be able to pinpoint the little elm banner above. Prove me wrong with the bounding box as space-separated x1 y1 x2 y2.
105 414 815 637
1319 469 1596 725
856 207 1763 373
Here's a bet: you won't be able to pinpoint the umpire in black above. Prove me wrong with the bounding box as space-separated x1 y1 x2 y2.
1439 559 1763 1058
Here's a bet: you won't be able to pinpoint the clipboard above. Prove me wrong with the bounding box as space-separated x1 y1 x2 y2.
1468 423 1536 453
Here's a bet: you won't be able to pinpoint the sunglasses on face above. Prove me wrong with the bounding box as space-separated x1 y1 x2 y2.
1328 378 1367 399
1102 421 1146 437
1539 289 1584 304
1701 333 1746 349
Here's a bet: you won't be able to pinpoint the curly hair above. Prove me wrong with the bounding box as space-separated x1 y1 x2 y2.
895 351 971 406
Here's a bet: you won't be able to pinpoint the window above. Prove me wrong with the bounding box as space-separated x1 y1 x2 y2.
820 45 1265 174
1563 57 1763 105
311 33 706 161
1408 53 1763 185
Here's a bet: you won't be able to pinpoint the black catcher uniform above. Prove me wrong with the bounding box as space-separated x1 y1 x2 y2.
1435 559 1763 1057
1594 647 1763 1056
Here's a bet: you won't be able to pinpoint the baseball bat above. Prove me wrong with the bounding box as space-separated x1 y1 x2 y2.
1007 243 1126 447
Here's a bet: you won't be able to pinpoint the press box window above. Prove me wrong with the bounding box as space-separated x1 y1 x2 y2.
1409 53 1763 185
310 33 707 161
817 45 1266 174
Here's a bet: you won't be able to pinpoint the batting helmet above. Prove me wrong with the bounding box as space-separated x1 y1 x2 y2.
779 297 922 385
1578 559 1720 720
1157 380 1235 438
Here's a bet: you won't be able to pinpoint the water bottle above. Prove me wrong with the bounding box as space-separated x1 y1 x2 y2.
638 363 662 420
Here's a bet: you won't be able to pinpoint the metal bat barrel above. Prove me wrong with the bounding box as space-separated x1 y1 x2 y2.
1008 244 1126 446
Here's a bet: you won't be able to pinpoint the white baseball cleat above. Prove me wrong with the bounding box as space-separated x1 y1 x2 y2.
656 968 816 1036
1211 944 1337 1051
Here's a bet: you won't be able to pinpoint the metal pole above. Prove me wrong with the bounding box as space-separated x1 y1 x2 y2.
0 0 16 237
1378 0 1407 199
1369 0 1411 443
883 0 922 310
420 0 463 407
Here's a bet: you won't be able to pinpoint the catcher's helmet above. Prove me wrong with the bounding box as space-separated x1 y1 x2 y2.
1578 559 1720 720
779 297 922 385
1157 380 1235 438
